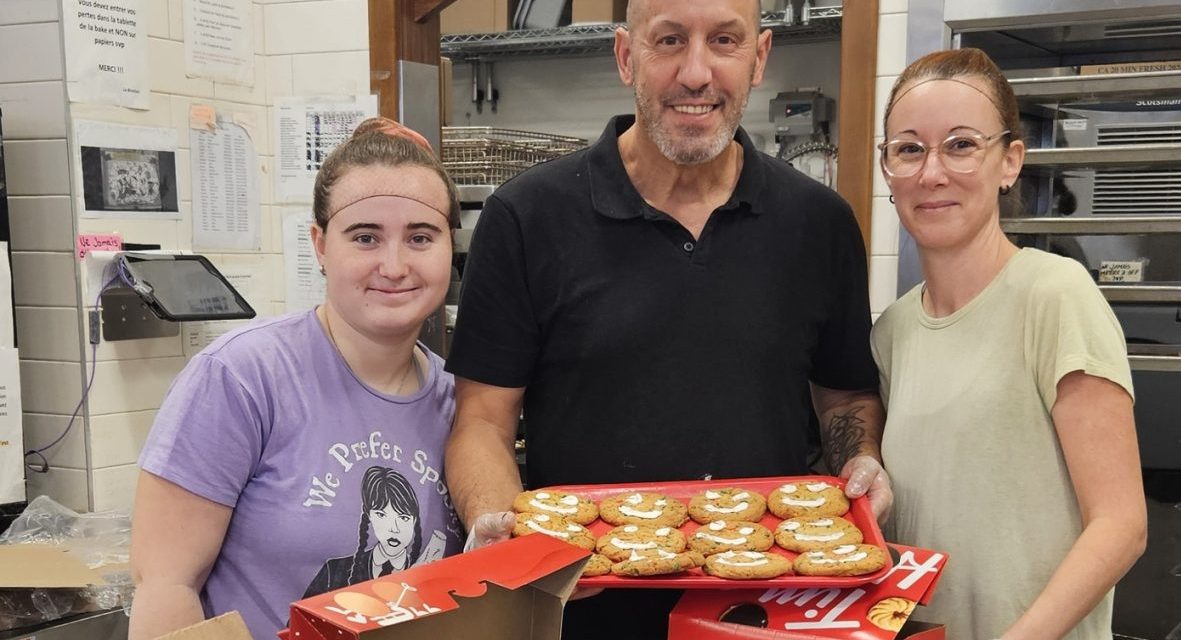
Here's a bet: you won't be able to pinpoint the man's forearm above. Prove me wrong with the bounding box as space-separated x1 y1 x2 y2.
813 388 885 474
445 423 523 528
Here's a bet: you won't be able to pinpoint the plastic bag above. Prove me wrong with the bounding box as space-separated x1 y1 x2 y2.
0 495 134 631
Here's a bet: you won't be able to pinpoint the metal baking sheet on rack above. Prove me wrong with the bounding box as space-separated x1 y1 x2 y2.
546 475 890 589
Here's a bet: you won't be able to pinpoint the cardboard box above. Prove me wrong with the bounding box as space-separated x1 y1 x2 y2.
279 534 589 640
0 544 127 632
159 612 253 640
572 0 627 23
441 0 510 35
668 545 948 640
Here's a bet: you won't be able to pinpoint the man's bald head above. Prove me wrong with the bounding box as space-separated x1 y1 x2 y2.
626 0 762 30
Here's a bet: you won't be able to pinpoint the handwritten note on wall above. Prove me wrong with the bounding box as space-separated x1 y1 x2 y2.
77 233 123 259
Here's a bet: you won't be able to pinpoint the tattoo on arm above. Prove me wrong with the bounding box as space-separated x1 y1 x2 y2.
821 406 866 474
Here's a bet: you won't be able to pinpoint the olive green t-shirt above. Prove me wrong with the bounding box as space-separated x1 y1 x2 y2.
871 248 1133 640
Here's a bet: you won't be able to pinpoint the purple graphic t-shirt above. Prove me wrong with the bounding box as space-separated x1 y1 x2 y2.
138 310 464 640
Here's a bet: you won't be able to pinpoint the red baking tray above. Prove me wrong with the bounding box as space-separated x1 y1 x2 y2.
547 475 891 589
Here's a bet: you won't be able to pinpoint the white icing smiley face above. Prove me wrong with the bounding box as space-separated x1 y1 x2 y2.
523 513 576 539
780 517 849 542
695 521 759 546
702 488 753 514
807 545 870 564
608 524 681 550
715 551 770 567
619 493 672 519
777 482 835 508
628 549 677 561
528 491 583 515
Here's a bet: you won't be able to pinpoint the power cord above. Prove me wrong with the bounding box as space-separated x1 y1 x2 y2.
24 261 133 473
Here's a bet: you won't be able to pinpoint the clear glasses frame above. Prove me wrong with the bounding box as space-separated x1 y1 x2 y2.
878 130 1011 178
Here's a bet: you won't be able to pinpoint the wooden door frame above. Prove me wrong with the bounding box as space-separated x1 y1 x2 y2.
368 0 458 121
835 0 880 254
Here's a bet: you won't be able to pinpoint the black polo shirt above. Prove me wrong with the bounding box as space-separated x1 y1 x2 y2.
447 115 877 489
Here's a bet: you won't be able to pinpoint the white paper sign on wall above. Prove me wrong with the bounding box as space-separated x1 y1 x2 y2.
62 0 149 109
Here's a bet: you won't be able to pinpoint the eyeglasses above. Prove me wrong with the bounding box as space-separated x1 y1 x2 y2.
878 130 1010 178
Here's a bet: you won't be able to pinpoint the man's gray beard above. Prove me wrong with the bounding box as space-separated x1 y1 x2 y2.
635 90 749 166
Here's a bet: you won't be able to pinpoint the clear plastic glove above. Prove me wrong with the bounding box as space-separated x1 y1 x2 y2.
462 512 515 552
462 511 604 601
839 455 893 524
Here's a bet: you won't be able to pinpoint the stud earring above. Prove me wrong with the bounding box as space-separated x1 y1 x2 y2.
999 185 1012 196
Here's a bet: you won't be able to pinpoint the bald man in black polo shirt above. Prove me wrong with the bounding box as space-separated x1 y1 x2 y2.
444 0 892 637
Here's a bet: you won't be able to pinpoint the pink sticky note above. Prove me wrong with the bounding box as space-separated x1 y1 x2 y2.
190 104 217 131
77 234 123 259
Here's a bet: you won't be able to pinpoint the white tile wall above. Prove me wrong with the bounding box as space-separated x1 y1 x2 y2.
0 0 60 25
92 333 185 363
14 307 82 361
262 0 367 56
0 23 63 82
870 196 900 256
265 56 295 100
869 255 901 314
4 140 72 196
19 360 84 415
89 411 155 468
8 196 74 252
147 0 170 38
168 0 183 39
23 413 86 469
868 6 910 314
0 82 68 139
212 56 269 105
875 75 897 139
291 51 370 96
92 463 141 511
86 357 188 415
10 252 79 307
876 13 909 78
253 4 266 54
148 37 216 98
24 467 89 512
175 147 193 201
71 93 173 129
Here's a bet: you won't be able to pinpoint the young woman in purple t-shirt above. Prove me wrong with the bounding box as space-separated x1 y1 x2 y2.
128 118 464 640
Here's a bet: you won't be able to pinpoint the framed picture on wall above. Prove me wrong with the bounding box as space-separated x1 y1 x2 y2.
73 120 181 219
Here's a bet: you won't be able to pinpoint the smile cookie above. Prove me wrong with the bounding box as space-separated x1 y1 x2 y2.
774 515 863 552
595 524 687 562
599 492 688 527
581 553 613 577
611 548 704 577
703 551 793 580
512 489 598 525
867 597 916 631
688 520 774 556
688 487 767 523
767 481 849 518
793 544 887 576
512 512 596 550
